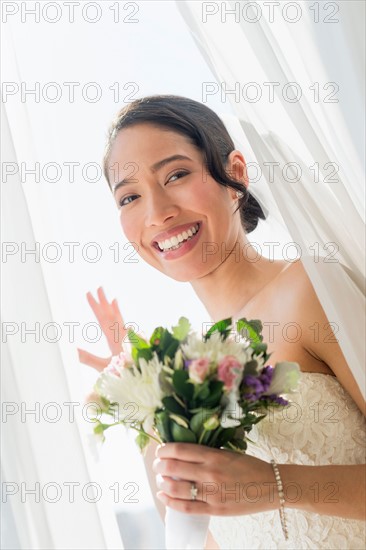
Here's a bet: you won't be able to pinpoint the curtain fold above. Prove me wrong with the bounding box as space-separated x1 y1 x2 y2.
176 0 365 397
1 39 124 549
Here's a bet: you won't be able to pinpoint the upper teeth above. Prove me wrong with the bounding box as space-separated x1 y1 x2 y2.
157 223 200 251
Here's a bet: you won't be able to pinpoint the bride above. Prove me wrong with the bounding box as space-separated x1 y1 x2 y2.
78 95 366 549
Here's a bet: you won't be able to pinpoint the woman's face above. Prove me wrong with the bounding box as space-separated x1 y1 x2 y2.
107 123 244 282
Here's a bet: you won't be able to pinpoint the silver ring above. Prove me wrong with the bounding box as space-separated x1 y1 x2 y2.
190 482 198 501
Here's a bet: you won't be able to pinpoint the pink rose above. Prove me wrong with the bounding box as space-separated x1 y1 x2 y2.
188 357 210 383
104 350 133 376
217 355 243 391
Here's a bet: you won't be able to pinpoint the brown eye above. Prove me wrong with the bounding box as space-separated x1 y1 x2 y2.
119 194 138 208
166 170 189 184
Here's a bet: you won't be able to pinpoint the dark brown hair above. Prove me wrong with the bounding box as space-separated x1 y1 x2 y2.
103 95 266 233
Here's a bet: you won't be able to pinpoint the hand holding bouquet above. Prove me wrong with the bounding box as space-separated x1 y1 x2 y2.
87 316 300 549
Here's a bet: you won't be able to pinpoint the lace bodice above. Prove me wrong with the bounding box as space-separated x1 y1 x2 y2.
209 373 366 549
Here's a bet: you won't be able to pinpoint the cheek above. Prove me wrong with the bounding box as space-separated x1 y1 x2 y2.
185 176 228 215
120 216 137 243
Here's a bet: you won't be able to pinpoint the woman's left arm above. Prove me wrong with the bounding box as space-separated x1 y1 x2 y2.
153 269 366 520
153 444 366 520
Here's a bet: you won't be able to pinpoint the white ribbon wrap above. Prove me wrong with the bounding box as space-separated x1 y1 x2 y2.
165 507 210 550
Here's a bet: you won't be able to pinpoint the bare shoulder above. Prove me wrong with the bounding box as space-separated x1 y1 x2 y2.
275 258 312 289
262 258 317 313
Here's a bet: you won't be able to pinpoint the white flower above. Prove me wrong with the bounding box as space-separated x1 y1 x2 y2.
267 362 301 395
95 352 165 432
181 331 250 366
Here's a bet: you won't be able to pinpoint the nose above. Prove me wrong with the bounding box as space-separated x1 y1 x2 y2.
144 187 180 227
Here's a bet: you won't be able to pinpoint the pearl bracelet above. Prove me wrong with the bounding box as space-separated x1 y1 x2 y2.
270 459 289 540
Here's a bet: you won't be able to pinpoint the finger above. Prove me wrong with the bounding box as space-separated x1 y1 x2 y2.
156 492 209 515
77 348 111 372
156 476 203 502
111 298 124 321
86 290 114 332
86 291 100 312
153 458 202 481
156 442 209 463
97 286 110 307
111 299 127 337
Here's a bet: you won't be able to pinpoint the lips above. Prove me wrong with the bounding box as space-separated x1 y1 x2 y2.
153 221 202 259
151 221 202 247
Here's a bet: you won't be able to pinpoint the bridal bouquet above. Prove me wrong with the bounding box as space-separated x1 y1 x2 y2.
88 316 300 549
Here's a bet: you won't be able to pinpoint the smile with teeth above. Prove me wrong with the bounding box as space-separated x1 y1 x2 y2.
157 223 200 252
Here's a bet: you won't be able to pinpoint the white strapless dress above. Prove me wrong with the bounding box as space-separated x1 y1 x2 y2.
209 373 366 549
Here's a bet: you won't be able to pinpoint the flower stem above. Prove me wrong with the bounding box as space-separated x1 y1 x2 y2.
130 425 162 445
198 429 207 445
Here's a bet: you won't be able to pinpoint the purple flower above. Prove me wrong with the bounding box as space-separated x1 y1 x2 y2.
183 359 193 370
241 366 275 402
264 394 289 406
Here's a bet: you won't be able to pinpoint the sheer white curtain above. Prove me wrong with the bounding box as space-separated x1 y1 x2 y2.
1 34 123 550
176 0 366 397
2 108 124 550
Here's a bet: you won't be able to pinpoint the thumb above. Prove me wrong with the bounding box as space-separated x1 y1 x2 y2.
77 348 112 372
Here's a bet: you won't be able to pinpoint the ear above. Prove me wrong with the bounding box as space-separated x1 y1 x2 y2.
225 150 249 200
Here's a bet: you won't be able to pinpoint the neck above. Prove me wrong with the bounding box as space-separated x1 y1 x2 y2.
190 234 272 323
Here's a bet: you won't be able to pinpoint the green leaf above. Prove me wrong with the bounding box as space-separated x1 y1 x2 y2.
165 340 180 359
172 370 194 400
154 410 171 442
200 380 224 408
236 318 263 344
229 438 247 451
171 317 191 341
93 423 106 434
193 381 210 401
216 427 236 447
128 329 150 349
251 343 271 364
149 326 164 347
160 330 177 350
136 348 154 362
170 422 197 443
189 408 217 435
135 431 150 453
204 317 233 341
162 395 186 415
168 413 189 428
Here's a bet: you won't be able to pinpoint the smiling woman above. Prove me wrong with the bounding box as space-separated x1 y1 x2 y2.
101 95 268 287
77 95 366 550
103 95 266 229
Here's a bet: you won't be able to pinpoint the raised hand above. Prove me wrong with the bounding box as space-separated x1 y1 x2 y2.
77 286 129 372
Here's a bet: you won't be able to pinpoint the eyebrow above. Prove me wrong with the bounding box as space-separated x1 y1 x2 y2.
111 154 193 195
